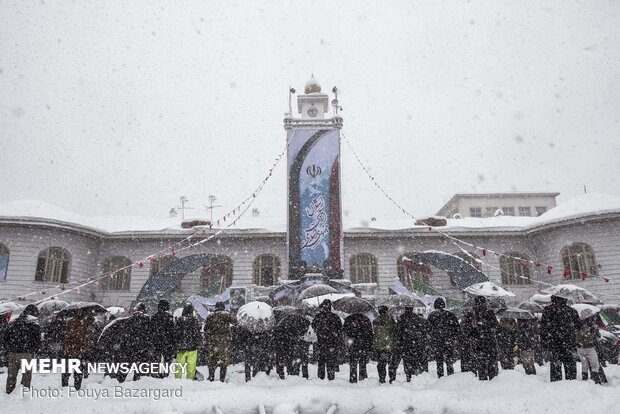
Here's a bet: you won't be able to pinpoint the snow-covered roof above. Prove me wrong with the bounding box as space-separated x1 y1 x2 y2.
0 193 619 235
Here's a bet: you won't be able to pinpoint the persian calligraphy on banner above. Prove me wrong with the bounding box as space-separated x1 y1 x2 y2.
287 128 341 274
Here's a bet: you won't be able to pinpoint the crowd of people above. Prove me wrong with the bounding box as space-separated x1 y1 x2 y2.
0 293 609 394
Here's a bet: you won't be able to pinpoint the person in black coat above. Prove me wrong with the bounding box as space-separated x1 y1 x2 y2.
427 298 460 378
397 307 430 381
151 300 175 378
311 299 343 380
461 296 500 380
273 313 311 379
238 326 274 382
0 313 8 368
4 304 41 394
516 319 539 375
342 313 373 383
540 295 579 381
117 302 152 382
496 317 518 370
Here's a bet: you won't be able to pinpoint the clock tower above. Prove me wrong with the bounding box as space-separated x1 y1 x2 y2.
284 76 343 279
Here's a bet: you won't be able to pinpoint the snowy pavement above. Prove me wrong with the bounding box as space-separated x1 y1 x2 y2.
1 361 619 414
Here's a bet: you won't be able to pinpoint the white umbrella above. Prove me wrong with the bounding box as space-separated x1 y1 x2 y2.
464 281 516 297
572 303 601 319
106 306 126 316
237 301 275 332
541 284 602 305
302 292 355 308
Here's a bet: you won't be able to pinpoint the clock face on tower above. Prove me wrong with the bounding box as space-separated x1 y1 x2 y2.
307 108 318 118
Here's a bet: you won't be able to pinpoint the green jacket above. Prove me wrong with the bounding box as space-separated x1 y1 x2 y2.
373 314 397 350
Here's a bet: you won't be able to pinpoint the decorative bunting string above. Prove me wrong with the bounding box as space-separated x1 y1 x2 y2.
342 130 609 284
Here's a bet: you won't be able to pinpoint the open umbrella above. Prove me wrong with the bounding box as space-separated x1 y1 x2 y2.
56 302 108 319
497 307 536 320
298 285 338 301
462 296 508 312
332 297 376 315
572 303 601 319
37 300 69 317
380 295 426 309
541 284 602 305
237 301 275 332
302 293 355 308
272 305 302 322
517 301 545 313
464 281 515 297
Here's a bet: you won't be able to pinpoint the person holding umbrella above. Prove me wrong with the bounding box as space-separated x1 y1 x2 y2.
427 298 460 378
311 299 342 381
204 301 237 382
342 311 373 383
575 308 601 384
373 306 398 383
540 295 579 381
62 308 94 390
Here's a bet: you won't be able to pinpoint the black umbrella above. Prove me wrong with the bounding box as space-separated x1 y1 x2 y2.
332 297 377 316
56 302 108 319
462 296 508 313
273 305 302 322
380 295 426 309
96 317 131 363
497 308 536 320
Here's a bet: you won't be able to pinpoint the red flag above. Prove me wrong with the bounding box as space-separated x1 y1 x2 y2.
482 249 487 256
563 268 571 279
603 277 610 283
137 262 144 269
581 272 587 281
534 261 541 267
547 266 553 275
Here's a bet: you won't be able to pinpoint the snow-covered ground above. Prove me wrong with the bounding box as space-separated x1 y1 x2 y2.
1 361 619 414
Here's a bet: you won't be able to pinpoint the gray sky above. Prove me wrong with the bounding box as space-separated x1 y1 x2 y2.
1 0 619 226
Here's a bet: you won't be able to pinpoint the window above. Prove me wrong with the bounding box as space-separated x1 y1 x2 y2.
397 253 432 287
499 253 532 285
149 254 178 277
535 206 547 216
200 256 233 291
35 247 71 283
253 254 281 286
452 251 482 286
561 243 598 279
518 206 531 216
502 207 515 216
469 207 482 217
0 244 9 282
101 256 132 290
349 253 378 284
485 207 499 217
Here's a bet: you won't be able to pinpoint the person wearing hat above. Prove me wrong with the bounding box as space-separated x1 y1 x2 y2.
427 298 460 378
311 299 342 380
575 308 601 384
372 305 398 383
540 294 580 382
204 301 237 382
4 304 41 393
151 299 175 378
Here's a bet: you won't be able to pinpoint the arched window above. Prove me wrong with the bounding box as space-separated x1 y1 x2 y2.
452 251 482 286
349 253 378 284
35 247 71 283
149 254 178 277
0 244 9 282
200 256 233 293
397 253 432 287
499 253 532 285
101 256 132 291
561 243 598 280
253 254 281 286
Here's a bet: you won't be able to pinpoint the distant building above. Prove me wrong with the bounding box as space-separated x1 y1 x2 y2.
436 192 560 218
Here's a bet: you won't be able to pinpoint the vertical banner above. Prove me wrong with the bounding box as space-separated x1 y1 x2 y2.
288 128 342 277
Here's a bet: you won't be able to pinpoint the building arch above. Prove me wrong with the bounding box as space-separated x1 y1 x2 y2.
499 252 532 285
35 247 71 283
200 255 233 293
253 254 281 286
349 253 378 284
561 242 598 279
101 256 132 290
